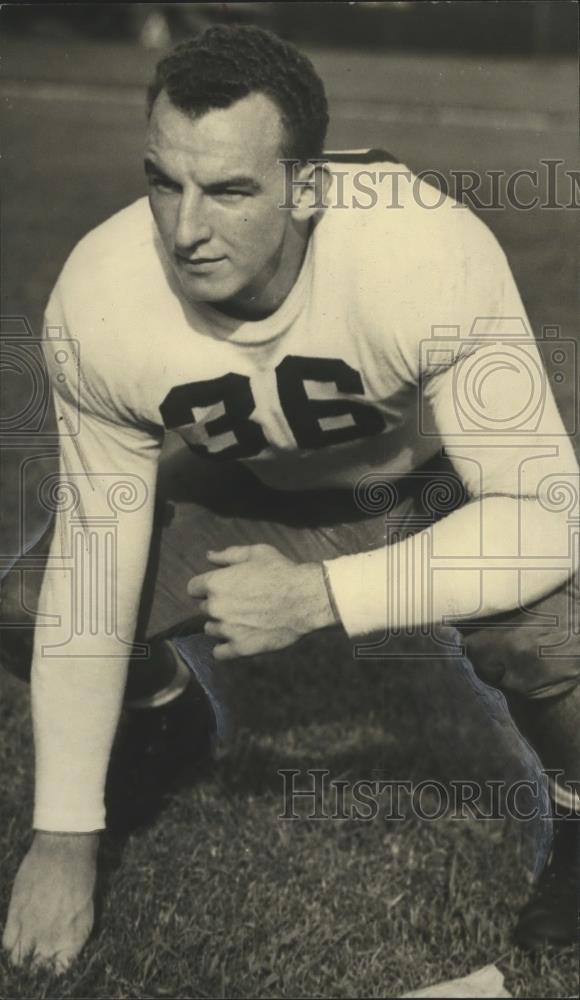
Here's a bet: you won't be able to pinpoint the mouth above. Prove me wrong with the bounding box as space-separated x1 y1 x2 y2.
175 254 226 271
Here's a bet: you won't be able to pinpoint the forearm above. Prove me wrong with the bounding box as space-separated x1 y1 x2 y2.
30 481 155 832
32 652 129 833
28 301 163 833
31 561 136 832
324 496 574 637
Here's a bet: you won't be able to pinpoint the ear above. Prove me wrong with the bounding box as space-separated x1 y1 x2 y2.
281 159 332 222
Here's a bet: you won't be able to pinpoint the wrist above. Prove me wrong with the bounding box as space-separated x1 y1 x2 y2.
321 562 341 627
32 830 100 855
297 563 340 632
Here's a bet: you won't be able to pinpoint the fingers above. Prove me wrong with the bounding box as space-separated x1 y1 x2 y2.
206 546 252 566
187 553 250 598
32 938 82 975
207 543 281 566
188 544 284 597
203 620 223 638
3 840 96 974
2 912 18 953
201 621 251 659
5 936 31 970
186 572 212 598
4 924 72 975
212 642 239 661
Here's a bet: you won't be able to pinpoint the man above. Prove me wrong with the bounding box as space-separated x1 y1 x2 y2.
2 25 579 971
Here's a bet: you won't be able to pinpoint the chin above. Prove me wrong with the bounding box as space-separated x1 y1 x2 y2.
177 270 253 310
178 274 236 305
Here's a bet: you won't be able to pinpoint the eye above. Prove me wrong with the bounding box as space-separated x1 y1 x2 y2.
148 173 180 194
213 189 249 203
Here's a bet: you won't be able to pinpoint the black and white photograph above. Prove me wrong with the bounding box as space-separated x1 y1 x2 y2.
1 2 579 996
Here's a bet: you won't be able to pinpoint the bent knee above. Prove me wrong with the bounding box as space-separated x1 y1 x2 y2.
461 620 580 700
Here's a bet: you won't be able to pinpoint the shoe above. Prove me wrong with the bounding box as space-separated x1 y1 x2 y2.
514 816 579 949
106 639 216 834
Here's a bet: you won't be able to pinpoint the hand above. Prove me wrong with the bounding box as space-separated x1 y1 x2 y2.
187 544 338 660
2 830 98 973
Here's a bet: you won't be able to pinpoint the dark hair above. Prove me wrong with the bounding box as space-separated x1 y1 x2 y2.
147 24 329 163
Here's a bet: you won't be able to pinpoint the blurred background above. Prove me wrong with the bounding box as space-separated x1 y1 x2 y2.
3 1 577 54
2 0 577 333
1 6 579 993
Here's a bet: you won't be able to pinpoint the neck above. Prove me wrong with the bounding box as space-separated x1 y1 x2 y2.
212 220 312 322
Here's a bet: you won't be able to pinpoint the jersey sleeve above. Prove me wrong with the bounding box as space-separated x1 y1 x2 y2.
324 209 579 637
418 232 578 504
32 285 163 831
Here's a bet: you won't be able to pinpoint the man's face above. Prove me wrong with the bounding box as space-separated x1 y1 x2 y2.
145 90 293 311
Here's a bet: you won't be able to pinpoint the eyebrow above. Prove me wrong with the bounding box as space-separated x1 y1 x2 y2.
144 158 261 193
205 176 262 194
144 159 178 182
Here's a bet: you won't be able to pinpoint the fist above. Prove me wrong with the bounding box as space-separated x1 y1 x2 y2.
187 544 337 659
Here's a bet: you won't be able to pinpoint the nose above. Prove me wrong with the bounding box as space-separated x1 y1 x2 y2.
174 188 212 254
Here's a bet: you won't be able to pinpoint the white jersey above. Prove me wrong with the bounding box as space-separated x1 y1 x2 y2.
34 160 575 831
44 161 531 495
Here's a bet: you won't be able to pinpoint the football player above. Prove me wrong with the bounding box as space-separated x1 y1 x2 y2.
2 25 579 971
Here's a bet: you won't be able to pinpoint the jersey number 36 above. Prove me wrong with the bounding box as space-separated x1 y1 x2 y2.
159 354 385 459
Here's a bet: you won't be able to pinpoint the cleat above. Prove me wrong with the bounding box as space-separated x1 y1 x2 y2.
106 638 217 834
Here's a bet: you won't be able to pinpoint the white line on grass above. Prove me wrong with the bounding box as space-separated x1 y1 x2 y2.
3 80 574 134
338 100 573 134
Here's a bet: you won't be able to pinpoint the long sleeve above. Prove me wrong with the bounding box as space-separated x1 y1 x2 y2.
324 224 579 637
32 306 162 831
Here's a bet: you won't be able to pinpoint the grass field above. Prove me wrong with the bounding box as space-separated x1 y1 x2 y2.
1 26 579 999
